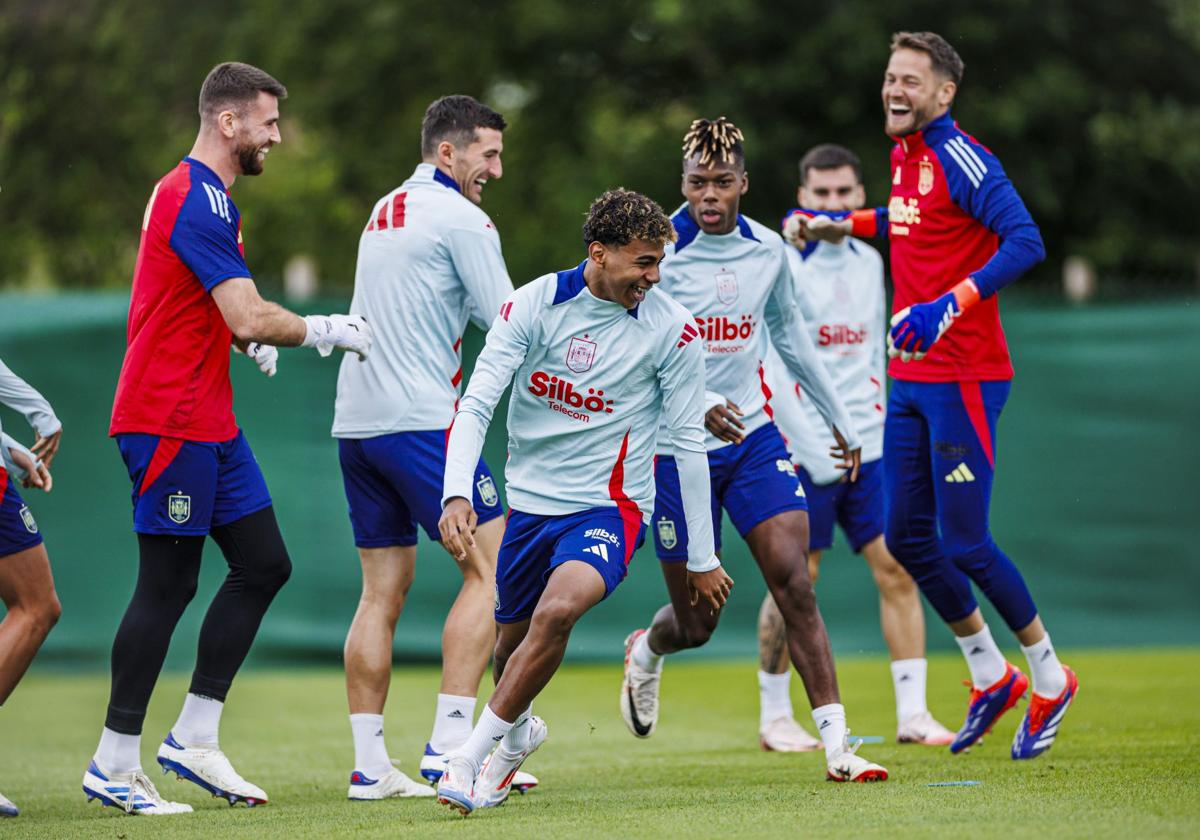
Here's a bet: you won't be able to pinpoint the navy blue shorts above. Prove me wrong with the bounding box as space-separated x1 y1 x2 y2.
0 471 44 556
798 459 885 554
653 423 807 562
116 429 272 536
495 506 645 624
338 430 504 548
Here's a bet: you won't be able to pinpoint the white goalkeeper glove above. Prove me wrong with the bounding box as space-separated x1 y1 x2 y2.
302 314 373 360
246 342 278 377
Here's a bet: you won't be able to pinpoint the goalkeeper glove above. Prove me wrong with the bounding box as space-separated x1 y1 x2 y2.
302 314 373 360
246 342 278 377
888 279 981 362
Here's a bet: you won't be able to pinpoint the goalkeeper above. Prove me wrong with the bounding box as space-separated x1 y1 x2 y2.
790 31 1077 761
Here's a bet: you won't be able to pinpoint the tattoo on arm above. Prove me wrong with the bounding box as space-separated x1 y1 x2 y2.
757 593 791 674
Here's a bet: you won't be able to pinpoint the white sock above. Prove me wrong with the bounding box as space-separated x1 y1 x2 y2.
96 727 141 775
429 693 477 753
631 633 663 672
172 693 223 747
349 713 392 779
955 626 1007 689
758 670 793 728
456 704 513 771
498 705 533 755
1021 634 1067 698
811 703 847 761
890 658 928 722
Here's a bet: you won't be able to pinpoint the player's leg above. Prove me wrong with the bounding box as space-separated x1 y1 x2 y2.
930 381 1075 758
156 432 287 806
753 465 830 752
0 494 60 703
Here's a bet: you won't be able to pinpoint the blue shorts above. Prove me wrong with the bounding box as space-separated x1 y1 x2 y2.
495 506 646 624
653 423 807 562
116 430 272 536
338 430 504 548
0 472 44 556
798 459 885 554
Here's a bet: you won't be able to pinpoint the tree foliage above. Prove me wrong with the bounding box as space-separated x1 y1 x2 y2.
2 0 1197 290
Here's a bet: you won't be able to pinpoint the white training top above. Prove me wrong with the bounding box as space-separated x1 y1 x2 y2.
762 239 887 484
654 207 860 455
332 163 514 438
0 356 61 478
444 262 719 572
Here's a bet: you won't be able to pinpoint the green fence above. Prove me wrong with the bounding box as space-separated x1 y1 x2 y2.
1 294 1197 670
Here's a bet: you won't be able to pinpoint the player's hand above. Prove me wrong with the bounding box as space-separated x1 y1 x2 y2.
789 213 851 245
9 446 51 493
30 428 62 470
705 400 745 444
688 565 734 614
829 426 861 482
246 342 278 377
303 313 374 360
438 496 478 562
782 212 809 247
887 280 980 362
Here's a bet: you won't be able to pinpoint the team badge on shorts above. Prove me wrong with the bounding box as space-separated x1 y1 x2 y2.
919 158 935 195
168 493 192 524
476 475 499 508
656 518 678 550
566 336 597 373
715 269 739 305
776 458 796 474
18 505 37 534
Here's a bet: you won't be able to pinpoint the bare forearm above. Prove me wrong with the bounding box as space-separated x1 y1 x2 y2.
237 300 307 347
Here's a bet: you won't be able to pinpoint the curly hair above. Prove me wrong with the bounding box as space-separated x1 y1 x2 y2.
682 117 745 167
582 189 676 249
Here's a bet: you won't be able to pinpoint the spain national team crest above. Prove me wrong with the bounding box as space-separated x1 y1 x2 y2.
18 504 37 534
918 158 935 195
566 336 597 373
168 493 191 525
656 518 678 550
476 475 499 508
715 269 739 305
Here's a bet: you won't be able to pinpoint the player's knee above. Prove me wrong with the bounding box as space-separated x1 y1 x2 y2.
249 548 292 597
531 597 580 642
944 534 999 572
678 617 715 649
776 572 817 616
873 560 917 599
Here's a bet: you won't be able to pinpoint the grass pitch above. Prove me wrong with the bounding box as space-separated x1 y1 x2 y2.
2 649 1197 839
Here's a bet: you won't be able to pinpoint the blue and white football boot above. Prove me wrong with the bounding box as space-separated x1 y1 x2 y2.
435 755 478 816
156 732 267 807
1012 666 1079 760
950 662 1029 754
82 759 193 815
348 761 435 799
0 790 19 818
475 716 547 808
421 742 539 793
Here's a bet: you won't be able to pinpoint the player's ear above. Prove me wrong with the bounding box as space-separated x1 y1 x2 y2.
796 185 805 206
740 171 749 196
588 241 606 267
437 139 457 169
217 109 237 139
938 79 957 109
851 183 866 210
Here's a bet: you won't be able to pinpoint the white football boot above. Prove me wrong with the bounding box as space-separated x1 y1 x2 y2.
421 742 539 793
0 790 18 818
82 760 193 815
759 715 823 752
896 710 956 746
826 737 889 783
156 732 267 806
348 761 435 799
435 755 478 816
620 629 660 738
475 716 547 808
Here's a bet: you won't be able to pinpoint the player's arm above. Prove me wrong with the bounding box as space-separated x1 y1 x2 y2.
445 225 515 330
889 140 1045 362
765 253 862 479
0 357 62 469
439 292 532 561
783 207 888 247
658 320 733 611
2 432 50 492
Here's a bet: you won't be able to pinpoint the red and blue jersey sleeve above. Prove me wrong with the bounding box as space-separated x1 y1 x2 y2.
932 134 1045 298
170 171 250 291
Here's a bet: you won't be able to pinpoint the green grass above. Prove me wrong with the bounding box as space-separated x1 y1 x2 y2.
2 650 1198 839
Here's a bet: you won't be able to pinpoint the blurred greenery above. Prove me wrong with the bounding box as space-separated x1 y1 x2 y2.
2 0 1198 291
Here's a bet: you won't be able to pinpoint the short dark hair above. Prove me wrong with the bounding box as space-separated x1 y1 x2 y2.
798 144 863 186
420 95 507 157
890 31 964 86
199 62 287 121
582 189 676 249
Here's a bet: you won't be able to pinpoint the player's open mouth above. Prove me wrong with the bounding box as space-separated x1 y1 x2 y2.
474 179 486 190
258 147 270 158
631 284 650 302
700 210 722 225
888 104 911 117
